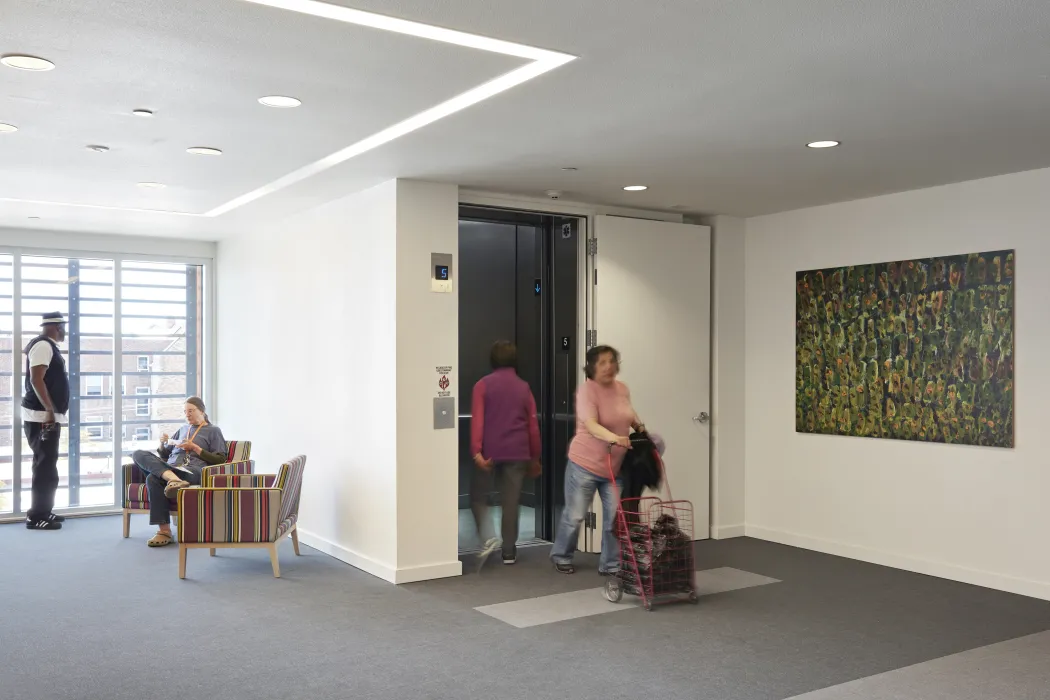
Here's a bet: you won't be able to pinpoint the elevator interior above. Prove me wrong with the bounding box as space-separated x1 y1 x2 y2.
457 206 581 554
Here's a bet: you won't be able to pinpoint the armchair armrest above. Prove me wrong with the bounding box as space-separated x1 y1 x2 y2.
177 487 282 544
123 462 146 485
201 460 254 486
209 474 277 489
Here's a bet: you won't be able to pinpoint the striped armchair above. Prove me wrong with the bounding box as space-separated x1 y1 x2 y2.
176 455 306 579
121 440 252 537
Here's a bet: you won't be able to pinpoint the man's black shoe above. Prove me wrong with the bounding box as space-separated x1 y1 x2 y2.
26 514 62 530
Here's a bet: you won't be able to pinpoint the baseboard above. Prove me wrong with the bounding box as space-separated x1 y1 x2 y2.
712 523 746 539
297 529 398 583
393 560 463 585
296 530 463 585
745 524 1050 602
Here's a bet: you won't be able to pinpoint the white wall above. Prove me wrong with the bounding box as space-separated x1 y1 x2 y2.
744 167 1050 600
216 181 401 579
703 215 747 539
216 179 462 584
393 180 461 582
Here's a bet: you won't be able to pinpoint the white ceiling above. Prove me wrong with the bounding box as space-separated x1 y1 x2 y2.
3 0 1050 240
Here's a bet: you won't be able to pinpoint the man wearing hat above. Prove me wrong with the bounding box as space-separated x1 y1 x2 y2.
21 311 70 530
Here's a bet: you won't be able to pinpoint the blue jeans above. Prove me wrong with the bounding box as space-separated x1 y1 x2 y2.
550 460 622 574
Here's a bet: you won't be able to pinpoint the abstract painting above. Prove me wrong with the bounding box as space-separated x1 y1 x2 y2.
796 250 1014 447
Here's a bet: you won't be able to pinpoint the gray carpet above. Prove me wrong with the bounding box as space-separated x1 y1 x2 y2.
3 516 1050 700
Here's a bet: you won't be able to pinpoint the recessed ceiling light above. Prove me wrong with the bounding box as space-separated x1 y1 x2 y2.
258 95 302 108
132 109 154 117
137 182 166 189
0 123 17 133
86 145 110 153
1 54 55 71
186 147 223 156
623 185 648 191
807 140 840 149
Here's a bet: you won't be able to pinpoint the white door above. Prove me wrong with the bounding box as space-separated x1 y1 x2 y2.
586 215 711 542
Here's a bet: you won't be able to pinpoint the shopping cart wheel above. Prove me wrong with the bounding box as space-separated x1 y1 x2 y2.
643 600 654 612
688 592 700 604
603 579 623 603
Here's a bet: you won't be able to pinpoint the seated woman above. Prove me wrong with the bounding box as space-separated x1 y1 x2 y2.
131 396 227 547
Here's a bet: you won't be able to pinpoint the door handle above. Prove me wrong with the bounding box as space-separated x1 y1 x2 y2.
693 412 710 424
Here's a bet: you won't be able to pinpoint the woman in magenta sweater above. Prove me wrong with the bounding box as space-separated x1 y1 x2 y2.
550 345 645 575
470 341 541 566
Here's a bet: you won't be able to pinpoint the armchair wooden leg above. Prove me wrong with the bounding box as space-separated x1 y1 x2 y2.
268 544 281 578
178 545 188 579
291 526 301 556
122 510 130 538
209 548 216 557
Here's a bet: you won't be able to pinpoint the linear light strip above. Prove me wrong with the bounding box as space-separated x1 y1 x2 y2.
239 0 568 61
206 56 571 216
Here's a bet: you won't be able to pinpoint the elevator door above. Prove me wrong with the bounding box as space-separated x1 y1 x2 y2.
458 210 579 554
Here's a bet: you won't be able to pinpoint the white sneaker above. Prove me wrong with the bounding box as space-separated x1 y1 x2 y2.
477 537 500 570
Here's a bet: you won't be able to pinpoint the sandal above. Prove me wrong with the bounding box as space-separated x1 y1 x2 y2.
163 479 190 498
147 532 174 547
553 562 576 575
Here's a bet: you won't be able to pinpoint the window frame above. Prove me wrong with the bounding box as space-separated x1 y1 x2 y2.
1 246 213 521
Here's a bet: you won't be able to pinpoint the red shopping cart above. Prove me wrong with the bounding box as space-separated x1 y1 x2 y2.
602 439 698 611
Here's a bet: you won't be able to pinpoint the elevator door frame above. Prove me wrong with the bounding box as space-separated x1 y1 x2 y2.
459 205 585 545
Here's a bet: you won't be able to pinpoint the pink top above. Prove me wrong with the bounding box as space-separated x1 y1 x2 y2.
568 379 636 477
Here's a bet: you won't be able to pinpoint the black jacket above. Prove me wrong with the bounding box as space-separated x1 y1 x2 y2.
620 431 662 503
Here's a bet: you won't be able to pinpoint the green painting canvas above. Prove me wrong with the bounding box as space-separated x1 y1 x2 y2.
796 250 1014 448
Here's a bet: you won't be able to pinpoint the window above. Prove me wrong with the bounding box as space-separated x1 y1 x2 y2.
85 417 104 439
135 386 150 417
3 253 207 516
85 375 103 396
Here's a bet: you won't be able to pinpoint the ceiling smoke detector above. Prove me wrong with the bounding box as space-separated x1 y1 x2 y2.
132 109 154 118
86 145 110 153
545 190 563 200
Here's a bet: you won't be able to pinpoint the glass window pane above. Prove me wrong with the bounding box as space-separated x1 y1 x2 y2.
119 261 203 458
19 256 116 510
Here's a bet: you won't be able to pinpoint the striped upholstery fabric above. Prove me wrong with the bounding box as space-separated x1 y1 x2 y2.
273 455 306 527
276 515 297 539
125 483 151 510
209 473 275 489
225 440 251 462
202 460 254 486
176 455 306 545
177 488 281 544
122 441 252 510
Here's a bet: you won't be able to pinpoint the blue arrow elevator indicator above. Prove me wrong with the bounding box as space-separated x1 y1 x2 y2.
534 279 542 296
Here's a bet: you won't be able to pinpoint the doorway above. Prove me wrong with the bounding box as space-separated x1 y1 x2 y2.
457 206 580 554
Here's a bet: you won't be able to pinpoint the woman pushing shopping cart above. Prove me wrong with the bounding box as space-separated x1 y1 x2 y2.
549 344 698 610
